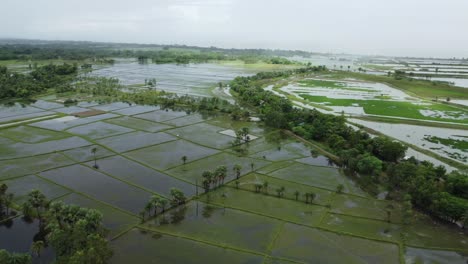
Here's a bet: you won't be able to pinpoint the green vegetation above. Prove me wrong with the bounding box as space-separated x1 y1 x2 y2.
299 95 468 123
0 64 78 98
424 136 468 152
330 71 468 99
230 69 468 224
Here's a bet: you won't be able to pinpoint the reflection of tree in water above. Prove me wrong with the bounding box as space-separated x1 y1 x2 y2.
0 218 13 229
265 130 287 146
169 205 187 225
202 204 216 219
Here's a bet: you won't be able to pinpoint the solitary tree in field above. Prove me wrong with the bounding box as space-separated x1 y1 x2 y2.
31 240 45 258
347 65 351 71
304 193 310 204
250 162 255 172
233 164 242 179
91 147 98 169
181 155 187 165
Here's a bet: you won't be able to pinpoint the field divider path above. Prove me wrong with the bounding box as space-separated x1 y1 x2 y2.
262 221 285 264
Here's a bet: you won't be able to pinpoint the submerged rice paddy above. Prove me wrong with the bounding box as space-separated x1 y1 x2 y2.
1 97 466 263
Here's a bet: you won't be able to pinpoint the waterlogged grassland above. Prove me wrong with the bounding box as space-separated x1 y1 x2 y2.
329 71 468 99
231 173 333 206
1 100 467 262
1 175 70 202
88 155 196 198
125 139 219 171
300 95 468 123
62 144 115 162
0 125 70 143
166 122 235 149
96 131 176 153
320 213 402 243
0 153 75 179
206 187 327 227
143 202 281 253
271 223 400 264
268 162 365 196
404 247 468 264
331 194 401 222
39 164 152 215
166 152 271 184
424 136 468 152
104 116 174 132
110 228 265 264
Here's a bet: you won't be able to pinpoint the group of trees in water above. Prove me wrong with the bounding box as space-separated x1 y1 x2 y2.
230 67 468 226
0 185 112 264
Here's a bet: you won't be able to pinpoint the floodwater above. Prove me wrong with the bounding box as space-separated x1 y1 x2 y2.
349 118 468 164
90 59 258 97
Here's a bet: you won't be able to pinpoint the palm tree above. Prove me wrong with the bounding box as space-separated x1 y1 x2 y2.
254 184 262 193
27 190 47 220
262 181 269 194
181 155 187 165
233 164 242 179
202 171 213 192
294 190 300 201
150 196 160 216
31 240 44 257
160 198 168 213
216 166 227 185
91 147 98 169
144 202 152 218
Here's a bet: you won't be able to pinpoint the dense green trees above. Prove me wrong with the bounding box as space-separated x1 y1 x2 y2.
0 250 31 264
46 201 112 263
0 63 77 98
230 68 468 224
1 189 112 263
0 184 14 219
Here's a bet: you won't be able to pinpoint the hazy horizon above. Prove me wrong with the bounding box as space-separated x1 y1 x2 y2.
1 0 468 58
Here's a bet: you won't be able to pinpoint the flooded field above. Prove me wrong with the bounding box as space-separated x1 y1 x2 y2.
90 59 283 97
349 118 468 163
1 99 466 263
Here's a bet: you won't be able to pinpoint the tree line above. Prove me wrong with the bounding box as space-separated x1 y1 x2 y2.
229 67 468 226
0 63 78 98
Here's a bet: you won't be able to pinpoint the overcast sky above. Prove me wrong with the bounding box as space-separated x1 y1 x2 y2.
1 0 467 57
